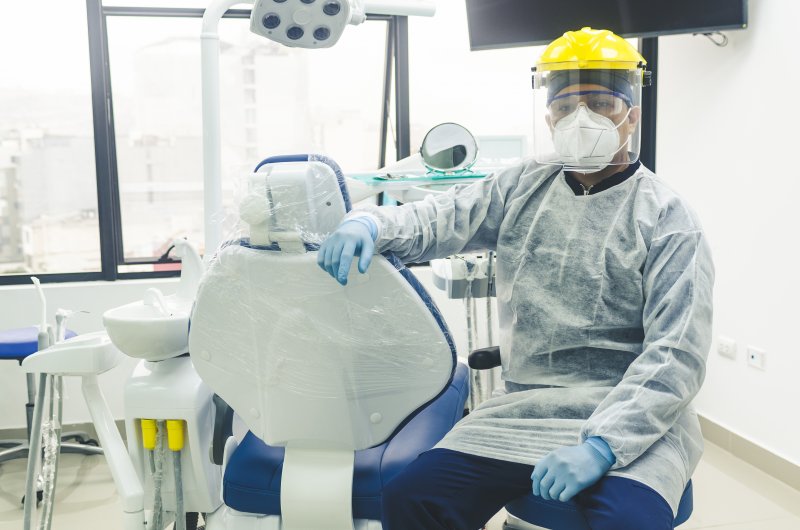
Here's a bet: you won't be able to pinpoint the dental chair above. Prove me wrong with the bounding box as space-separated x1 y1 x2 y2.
468 347 695 530
188 155 470 530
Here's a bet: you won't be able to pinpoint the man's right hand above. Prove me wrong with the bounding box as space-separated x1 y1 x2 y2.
317 218 376 286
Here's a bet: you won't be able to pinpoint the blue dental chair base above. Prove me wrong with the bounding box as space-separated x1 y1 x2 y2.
223 363 470 521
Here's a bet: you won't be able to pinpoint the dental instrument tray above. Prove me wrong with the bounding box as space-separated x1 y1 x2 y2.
348 170 489 186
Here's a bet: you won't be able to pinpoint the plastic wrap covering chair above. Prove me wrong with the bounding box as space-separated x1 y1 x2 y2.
189 155 470 530
0 327 101 464
469 346 694 529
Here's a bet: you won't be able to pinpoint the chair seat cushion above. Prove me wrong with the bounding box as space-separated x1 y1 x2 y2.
505 479 693 529
0 327 77 360
223 362 470 521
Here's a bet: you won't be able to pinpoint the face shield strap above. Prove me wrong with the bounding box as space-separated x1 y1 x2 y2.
585 106 632 157
607 107 634 158
543 69 638 110
548 89 633 108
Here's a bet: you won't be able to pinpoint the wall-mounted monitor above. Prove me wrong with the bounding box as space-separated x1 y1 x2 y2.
466 0 748 51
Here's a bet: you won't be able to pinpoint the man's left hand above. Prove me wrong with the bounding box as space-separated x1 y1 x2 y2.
531 443 613 502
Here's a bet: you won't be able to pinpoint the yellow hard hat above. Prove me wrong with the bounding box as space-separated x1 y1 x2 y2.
531 27 650 172
536 27 646 71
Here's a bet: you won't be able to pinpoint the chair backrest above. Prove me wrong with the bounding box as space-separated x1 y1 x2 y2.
189 156 456 451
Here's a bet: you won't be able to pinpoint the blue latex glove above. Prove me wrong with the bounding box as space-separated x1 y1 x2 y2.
317 218 377 285
531 438 615 502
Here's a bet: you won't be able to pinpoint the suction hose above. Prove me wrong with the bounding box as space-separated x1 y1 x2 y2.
38 376 64 530
152 421 166 530
167 420 186 530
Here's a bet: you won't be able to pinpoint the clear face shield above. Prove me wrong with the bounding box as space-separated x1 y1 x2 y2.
532 65 649 173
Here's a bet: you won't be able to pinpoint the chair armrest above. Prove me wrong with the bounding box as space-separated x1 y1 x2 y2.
211 394 234 466
468 346 501 370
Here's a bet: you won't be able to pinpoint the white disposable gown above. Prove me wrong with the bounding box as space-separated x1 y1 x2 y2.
350 161 714 514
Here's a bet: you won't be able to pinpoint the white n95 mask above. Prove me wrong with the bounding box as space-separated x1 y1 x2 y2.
552 105 626 171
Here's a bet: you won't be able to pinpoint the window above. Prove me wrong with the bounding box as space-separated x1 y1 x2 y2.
0 1 101 275
106 11 388 262
0 3 403 283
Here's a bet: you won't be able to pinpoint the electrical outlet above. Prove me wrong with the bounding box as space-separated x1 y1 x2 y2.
746 346 767 370
717 336 737 360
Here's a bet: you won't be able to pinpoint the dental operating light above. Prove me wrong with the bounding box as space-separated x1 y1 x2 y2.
250 0 436 48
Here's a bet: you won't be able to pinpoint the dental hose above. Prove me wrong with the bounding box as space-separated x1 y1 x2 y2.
463 259 483 410
141 419 162 530
485 251 496 398
167 420 186 530
49 376 64 530
38 376 57 530
151 420 166 530
38 376 64 530
39 311 70 530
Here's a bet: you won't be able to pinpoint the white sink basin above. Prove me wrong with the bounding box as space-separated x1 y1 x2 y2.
103 291 192 362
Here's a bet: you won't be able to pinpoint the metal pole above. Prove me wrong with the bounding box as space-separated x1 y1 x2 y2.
23 329 51 530
25 372 36 437
379 20 394 169
393 16 411 160
201 0 254 257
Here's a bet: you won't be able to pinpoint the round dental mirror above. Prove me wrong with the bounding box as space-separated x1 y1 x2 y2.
420 122 478 173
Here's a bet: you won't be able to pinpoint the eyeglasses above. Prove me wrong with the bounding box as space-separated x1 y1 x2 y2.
548 90 631 121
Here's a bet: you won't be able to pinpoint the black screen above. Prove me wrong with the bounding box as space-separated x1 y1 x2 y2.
466 0 748 50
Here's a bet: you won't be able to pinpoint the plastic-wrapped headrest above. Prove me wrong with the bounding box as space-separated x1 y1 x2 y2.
239 161 347 248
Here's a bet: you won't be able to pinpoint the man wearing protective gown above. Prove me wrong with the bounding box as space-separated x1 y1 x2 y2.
319 27 714 530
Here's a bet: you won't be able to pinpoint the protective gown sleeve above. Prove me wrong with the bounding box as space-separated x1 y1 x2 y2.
346 165 523 263
579 222 715 469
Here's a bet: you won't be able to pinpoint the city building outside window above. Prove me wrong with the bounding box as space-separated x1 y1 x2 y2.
106 12 387 268
0 1 101 276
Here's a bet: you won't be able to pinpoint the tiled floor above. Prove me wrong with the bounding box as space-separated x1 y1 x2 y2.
1 442 799 530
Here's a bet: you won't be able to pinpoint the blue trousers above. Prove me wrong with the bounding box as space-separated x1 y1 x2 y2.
382 448 674 530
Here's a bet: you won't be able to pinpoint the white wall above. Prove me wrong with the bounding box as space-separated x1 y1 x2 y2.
657 0 800 464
